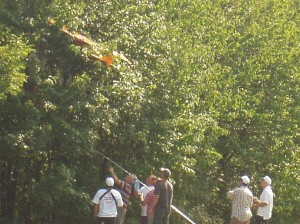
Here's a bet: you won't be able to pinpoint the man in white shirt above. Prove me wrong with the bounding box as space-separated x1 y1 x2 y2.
92 177 124 224
227 175 253 224
252 176 274 224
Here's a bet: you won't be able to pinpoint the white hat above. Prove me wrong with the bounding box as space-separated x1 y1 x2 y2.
160 167 171 177
240 175 250 185
261 176 272 185
105 177 114 187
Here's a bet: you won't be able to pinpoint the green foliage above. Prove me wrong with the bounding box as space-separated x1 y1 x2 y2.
0 32 33 100
0 0 299 223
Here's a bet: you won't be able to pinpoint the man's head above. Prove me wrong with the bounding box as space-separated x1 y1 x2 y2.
260 176 272 188
160 167 171 179
124 174 137 185
239 175 250 187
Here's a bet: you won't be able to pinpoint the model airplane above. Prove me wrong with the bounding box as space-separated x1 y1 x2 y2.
49 18 131 67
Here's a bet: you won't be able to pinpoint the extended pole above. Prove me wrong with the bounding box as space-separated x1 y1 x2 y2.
98 151 132 175
98 151 196 224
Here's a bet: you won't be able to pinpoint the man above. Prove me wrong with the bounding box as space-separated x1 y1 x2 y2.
149 168 173 224
92 177 124 224
227 175 253 224
253 176 274 224
139 176 159 224
108 167 137 224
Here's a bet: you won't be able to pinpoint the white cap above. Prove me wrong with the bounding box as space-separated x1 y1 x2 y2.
105 177 114 187
240 175 250 185
261 176 272 185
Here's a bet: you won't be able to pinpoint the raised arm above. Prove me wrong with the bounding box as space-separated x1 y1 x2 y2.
108 167 122 186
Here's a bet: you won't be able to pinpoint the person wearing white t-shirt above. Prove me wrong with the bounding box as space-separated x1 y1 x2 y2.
137 175 157 224
252 176 274 224
92 177 124 224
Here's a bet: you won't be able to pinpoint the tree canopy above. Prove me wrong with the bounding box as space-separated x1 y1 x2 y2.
0 0 299 223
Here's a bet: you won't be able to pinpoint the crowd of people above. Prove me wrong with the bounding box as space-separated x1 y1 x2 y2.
92 167 273 224
92 167 173 224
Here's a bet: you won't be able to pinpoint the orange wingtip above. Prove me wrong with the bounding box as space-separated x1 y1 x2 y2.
90 54 114 67
101 55 114 67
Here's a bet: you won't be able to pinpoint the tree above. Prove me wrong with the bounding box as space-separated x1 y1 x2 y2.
0 0 299 223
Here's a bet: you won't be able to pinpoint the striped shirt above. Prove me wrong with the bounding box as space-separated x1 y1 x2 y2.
144 190 155 216
229 186 253 222
138 186 154 216
119 180 132 208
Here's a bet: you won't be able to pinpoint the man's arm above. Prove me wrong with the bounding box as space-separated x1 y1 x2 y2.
139 193 147 206
93 203 99 220
227 190 234 200
252 197 268 208
108 167 122 186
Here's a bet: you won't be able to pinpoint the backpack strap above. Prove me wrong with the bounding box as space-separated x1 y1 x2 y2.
110 191 117 205
99 188 117 206
99 188 111 201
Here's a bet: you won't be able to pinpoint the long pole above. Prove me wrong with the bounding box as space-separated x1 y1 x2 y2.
98 151 196 224
98 151 132 175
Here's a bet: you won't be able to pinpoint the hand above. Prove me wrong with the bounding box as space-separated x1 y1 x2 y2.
107 166 114 174
253 197 259 203
139 192 143 199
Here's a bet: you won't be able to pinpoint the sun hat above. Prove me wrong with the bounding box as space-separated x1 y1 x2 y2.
261 176 272 185
105 177 114 187
240 175 250 185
